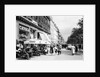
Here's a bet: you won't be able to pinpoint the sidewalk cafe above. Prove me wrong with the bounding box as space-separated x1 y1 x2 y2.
16 35 51 60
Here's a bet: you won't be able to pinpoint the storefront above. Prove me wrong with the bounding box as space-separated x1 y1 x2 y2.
16 20 38 41
16 16 51 45
18 23 30 41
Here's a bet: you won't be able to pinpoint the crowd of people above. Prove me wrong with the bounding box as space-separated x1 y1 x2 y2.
16 40 62 60
16 39 83 60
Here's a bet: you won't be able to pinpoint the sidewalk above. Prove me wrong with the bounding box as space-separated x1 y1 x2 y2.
29 49 83 60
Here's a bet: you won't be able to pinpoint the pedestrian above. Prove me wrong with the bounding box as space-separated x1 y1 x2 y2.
50 45 53 54
44 46 48 55
16 42 20 50
71 44 75 55
75 45 78 53
47 45 50 55
57 45 61 55
54 45 58 54
53 45 55 55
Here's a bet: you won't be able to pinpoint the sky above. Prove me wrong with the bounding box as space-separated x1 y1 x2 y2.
52 16 83 42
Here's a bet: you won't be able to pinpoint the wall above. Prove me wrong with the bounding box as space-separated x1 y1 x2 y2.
24 16 51 34
16 21 19 40
49 21 58 44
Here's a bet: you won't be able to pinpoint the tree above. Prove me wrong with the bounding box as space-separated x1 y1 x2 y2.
67 18 83 44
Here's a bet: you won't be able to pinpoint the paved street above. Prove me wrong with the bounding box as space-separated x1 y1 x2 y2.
30 48 83 60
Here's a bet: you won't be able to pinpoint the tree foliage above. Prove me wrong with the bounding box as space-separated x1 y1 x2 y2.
67 18 83 44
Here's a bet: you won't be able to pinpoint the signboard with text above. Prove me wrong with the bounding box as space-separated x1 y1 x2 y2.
19 25 29 32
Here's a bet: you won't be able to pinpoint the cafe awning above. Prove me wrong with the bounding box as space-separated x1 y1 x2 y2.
24 39 51 44
39 32 51 44
24 39 40 44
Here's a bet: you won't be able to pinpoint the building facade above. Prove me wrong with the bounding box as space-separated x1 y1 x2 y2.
58 32 65 44
16 16 51 43
49 17 65 45
49 20 59 45
16 16 64 45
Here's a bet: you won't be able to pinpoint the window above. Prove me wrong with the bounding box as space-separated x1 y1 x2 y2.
30 28 36 39
19 29 29 40
37 32 42 40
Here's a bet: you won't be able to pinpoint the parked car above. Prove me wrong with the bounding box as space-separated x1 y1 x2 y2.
67 45 72 50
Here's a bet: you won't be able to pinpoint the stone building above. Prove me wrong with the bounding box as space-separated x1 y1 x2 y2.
16 16 51 43
16 16 64 45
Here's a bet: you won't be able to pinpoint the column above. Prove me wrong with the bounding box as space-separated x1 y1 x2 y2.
35 30 37 40
16 21 19 40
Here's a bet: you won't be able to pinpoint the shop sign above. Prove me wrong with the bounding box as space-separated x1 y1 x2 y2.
19 26 29 31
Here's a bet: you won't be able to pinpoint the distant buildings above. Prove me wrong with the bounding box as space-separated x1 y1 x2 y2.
58 32 65 44
49 20 58 44
49 19 65 45
16 16 64 45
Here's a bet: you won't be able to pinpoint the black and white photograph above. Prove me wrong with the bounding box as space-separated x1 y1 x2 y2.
5 5 95 72
16 16 83 60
